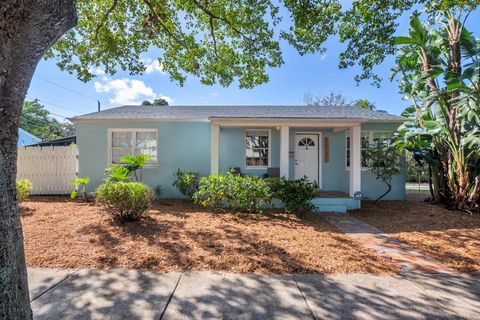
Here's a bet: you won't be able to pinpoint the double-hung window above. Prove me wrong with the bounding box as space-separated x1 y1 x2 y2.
245 129 270 168
346 131 392 169
109 129 157 167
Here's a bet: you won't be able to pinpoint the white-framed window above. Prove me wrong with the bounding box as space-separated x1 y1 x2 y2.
108 129 157 167
346 131 392 169
245 129 271 168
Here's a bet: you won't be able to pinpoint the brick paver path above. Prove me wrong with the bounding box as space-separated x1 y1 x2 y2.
322 213 457 274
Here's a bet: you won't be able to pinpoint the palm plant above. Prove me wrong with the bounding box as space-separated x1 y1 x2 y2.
355 99 376 110
391 11 480 210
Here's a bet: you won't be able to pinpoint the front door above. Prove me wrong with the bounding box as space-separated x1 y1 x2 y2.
295 134 319 182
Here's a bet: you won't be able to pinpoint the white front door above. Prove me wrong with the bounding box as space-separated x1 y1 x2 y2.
294 134 319 183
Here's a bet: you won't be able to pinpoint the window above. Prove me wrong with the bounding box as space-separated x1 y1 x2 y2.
346 131 392 168
109 129 157 167
245 130 270 168
298 137 315 148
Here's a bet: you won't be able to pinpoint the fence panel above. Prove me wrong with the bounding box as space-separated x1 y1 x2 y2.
17 146 77 195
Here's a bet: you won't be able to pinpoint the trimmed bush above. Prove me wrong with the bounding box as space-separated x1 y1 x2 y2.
95 182 154 222
172 169 201 201
267 177 318 216
194 171 271 213
16 179 32 203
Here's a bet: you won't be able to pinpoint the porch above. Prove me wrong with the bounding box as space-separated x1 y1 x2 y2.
209 118 363 212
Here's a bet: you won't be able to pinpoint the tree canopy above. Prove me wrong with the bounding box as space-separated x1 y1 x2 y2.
20 99 74 141
46 1 479 89
141 98 169 106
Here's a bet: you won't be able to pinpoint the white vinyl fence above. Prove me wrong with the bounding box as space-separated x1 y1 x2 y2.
17 146 77 195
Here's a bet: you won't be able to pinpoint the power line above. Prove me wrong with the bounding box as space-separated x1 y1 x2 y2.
34 74 107 104
34 98 85 114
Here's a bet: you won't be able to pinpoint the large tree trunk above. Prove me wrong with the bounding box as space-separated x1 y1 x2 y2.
0 1 77 318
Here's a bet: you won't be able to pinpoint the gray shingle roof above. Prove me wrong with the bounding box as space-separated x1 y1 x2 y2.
71 105 405 122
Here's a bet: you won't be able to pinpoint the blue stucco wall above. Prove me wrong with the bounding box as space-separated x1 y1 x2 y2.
77 121 211 197
77 120 405 200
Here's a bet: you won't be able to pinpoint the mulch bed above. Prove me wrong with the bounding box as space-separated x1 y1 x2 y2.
20 197 397 274
351 192 480 274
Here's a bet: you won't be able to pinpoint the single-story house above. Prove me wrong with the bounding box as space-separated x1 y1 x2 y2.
18 128 41 146
71 105 406 211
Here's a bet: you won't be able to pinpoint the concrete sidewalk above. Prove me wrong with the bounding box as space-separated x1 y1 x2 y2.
28 268 480 319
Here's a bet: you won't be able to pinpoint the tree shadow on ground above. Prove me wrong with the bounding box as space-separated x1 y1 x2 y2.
30 268 180 320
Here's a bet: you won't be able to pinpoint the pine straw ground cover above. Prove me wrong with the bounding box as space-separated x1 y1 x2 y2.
351 193 480 274
20 197 397 274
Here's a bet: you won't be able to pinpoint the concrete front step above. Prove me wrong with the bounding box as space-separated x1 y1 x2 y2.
311 197 360 212
316 205 347 213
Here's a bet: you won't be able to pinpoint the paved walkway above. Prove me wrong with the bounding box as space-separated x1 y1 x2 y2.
29 268 480 319
321 213 457 274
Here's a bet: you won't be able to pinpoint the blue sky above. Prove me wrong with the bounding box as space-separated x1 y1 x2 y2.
26 6 479 122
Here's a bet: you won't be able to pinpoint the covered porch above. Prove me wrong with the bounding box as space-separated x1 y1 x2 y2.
209 118 363 211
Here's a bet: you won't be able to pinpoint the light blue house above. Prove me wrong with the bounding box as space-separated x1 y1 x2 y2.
72 105 406 211
18 128 41 146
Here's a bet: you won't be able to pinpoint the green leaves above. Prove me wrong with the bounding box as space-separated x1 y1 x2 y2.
392 9 480 209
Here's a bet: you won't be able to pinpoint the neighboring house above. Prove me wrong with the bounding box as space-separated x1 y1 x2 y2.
71 105 406 209
18 128 41 146
29 136 76 147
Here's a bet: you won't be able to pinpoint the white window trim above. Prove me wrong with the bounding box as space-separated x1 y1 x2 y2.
345 130 392 171
244 128 271 169
107 128 158 168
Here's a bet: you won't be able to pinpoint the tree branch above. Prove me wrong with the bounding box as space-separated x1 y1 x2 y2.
192 0 253 43
94 0 118 40
142 0 182 44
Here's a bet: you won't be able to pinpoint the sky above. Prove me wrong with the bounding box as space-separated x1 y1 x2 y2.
26 5 480 122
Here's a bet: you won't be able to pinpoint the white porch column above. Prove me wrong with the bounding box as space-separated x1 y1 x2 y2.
280 126 289 178
211 125 220 175
349 126 362 197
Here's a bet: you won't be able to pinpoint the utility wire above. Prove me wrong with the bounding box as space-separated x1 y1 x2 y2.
34 74 101 102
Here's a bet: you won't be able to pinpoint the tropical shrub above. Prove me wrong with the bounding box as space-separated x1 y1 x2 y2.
392 12 480 210
16 179 32 203
95 182 154 222
172 169 201 201
104 154 151 182
267 177 318 216
193 171 272 213
70 177 90 202
119 154 151 182
104 164 130 182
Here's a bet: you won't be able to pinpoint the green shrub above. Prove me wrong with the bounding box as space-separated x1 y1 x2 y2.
105 165 131 182
172 169 201 201
225 173 271 212
70 177 90 202
104 154 151 183
119 154 151 182
194 171 271 213
16 179 32 203
194 174 229 210
95 182 154 222
267 177 318 216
